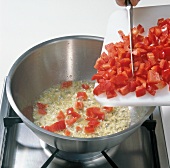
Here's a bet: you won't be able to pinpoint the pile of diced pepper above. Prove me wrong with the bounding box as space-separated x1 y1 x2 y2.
92 18 170 98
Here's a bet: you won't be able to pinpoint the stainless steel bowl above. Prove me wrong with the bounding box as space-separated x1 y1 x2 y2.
6 35 155 153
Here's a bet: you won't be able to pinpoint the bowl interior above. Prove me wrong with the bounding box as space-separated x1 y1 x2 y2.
9 37 103 121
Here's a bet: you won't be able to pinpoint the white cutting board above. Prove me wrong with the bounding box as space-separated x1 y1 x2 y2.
95 5 170 106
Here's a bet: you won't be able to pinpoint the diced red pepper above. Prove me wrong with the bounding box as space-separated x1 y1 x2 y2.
136 85 146 97
159 59 168 70
156 80 166 89
86 107 105 120
106 89 117 99
76 126 82 132
147 70 161 84
66 117 78 126
76 92 88 101
42 120 66 132
56 111 65 120
93 83 106 96
146 84 157 96
162 69 170 82
61 81 72 88
129 80 138 92
66 107 81 118
119 84 131 96
64 129 71 136
84 126 95 134
82 84 90 90
37 102 47 115
113 72 128 86
87 118 100 128
75 101 84 110
163 47 170 61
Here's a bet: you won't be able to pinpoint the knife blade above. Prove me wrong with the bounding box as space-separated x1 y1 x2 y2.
125 0 134 75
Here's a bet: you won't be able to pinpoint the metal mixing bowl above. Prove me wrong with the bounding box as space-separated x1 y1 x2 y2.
6 35 155 153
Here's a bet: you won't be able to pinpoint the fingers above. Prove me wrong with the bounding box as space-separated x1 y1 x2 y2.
130 0 140 6
115 0 125 6
115 0 140 6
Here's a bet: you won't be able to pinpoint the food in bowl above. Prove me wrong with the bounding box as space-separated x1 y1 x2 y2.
33 80 131 138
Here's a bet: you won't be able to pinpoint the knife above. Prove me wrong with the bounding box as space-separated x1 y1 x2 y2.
125 0 134 75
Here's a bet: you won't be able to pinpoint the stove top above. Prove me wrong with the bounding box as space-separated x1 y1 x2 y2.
0 83 169 168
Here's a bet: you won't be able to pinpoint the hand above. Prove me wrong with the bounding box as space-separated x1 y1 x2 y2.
115 0 140 6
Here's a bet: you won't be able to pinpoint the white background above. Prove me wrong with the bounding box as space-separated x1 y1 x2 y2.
1 0 170 163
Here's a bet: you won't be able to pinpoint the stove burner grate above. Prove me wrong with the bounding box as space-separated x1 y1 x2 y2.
2 101 161 168
40 140 119 168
